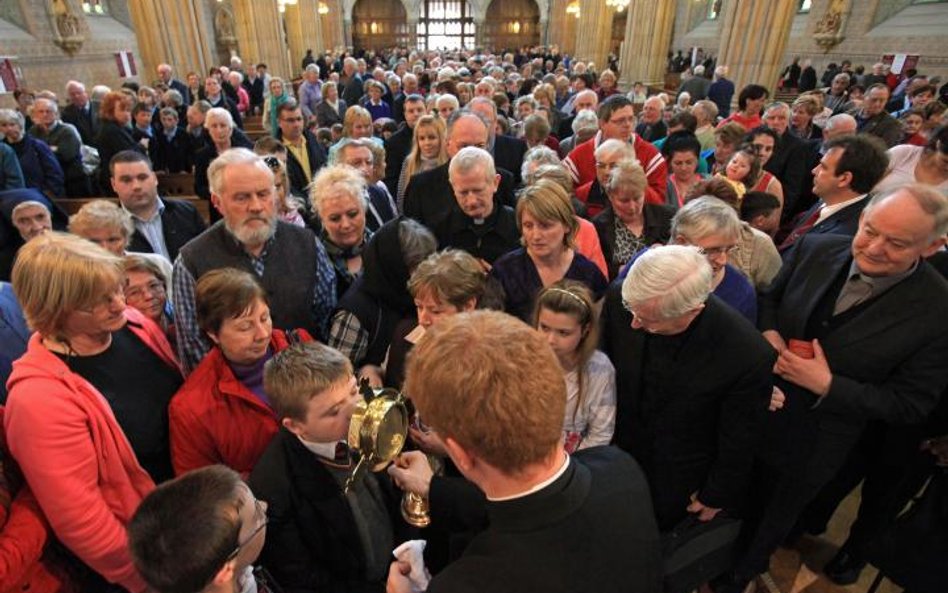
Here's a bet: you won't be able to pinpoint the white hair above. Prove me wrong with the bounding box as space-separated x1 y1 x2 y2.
437 94 459 110
521 145 560 181
693 65 705 76
448 146 495 181
824 113 856 132
204 107 234 130
594 138 637 162
207 147 272 196
670 196 741 243
622 245 713 319
572 109 599 134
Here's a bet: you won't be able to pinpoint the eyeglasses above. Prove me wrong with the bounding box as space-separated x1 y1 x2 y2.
607 116 636 126
125 280 165 300
697 244 739 257
262 156 282 171
227 499 268 562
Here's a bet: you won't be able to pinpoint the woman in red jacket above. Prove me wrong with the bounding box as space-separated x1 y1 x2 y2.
169 268 312 478
5 232 183 593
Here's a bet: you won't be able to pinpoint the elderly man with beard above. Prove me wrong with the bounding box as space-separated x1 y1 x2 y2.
172 148 336 374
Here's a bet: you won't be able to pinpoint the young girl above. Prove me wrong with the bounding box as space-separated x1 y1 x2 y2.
262 154 305 227
396 114 447 211
717 145 761 202
533 280 616 453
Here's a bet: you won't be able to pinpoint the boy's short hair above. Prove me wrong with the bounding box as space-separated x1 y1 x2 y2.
740 190 781 222
159 107 179 120
265 342 353 421
129 465 244 593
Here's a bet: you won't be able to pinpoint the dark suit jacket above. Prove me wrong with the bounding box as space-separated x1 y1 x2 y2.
592 204 674 280
764 131 813 219
403 162 516 230
365 184 397 232
207 95 243 129
127 197 207 261
315 99 347 128
249 429 409 593
780 196 868 256
383 124 412 197
492 134 528 186
95 120 144 195
148 126 192 173
759 235 948 443
852 110 902 148
168 79 190 105
429 200 520 264
600 291 775 529
427 446 663 593
277 129 327 197
341 73 364 107
192 130 254 203
61 101 100 147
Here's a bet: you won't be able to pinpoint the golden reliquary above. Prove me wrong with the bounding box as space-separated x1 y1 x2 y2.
345 379 431 527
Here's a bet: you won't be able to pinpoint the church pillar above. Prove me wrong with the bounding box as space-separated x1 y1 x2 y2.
617 0 675 90
573 0 612 71
474 18 487 50
343 18 354 50
127 0 216 84
407 17 419 51
285 0 324 74
715 0 796 102
231 0 292 79
547 0 578 56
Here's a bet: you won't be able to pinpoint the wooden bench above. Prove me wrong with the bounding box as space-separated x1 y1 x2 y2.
156 172 195 196
56 196 210 225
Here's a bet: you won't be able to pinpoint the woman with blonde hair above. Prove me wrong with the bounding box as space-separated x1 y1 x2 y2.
6 232 182 591
310 164 370 297
533 279 615 453
396 114 447 210
491 178 608 320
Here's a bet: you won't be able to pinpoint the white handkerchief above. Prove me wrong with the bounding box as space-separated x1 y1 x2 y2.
393 539 431 593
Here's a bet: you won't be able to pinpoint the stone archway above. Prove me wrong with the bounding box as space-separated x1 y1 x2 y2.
481 0 541 51
351 0 411 50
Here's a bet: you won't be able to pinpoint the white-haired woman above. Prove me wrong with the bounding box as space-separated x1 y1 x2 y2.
310 164 371 298
193 107 253 219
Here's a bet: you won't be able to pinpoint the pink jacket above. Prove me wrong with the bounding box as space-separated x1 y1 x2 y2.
3 308 180 593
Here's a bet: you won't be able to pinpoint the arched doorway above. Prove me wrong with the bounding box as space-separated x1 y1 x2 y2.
482 0 540 51
352 0 411 51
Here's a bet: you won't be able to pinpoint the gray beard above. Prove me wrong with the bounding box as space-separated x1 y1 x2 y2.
225 216 277 248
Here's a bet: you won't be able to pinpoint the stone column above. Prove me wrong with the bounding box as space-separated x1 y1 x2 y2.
573 0 612 70
232 0 291 79
617 0 675 91
127 0 216 84
343 18 353 50
285 0 324 74
474 18 487 50
407 17 419 51
715 0 797 100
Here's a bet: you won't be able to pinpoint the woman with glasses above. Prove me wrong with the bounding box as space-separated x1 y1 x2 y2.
169 268 313 478
593 159 675 280
5 232 182 592
123 254 175 345
670 197 757 323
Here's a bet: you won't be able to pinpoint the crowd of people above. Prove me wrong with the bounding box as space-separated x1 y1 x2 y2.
0 43 947 593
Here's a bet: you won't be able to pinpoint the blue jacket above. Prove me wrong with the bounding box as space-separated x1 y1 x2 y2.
0 282 29 403
0 142 24 191
5 136 64 198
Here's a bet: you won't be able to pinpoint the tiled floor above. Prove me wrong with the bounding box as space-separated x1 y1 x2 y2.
762 485 903 593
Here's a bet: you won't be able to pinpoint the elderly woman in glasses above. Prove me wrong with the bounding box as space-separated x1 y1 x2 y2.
5 233 182 592
123 254 174 344
669 197 757 323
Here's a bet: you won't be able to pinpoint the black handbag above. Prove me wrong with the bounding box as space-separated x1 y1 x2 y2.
661 513 743 593
862 468 948 593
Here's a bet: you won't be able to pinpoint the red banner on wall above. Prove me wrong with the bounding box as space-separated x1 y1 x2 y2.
115 51 138 78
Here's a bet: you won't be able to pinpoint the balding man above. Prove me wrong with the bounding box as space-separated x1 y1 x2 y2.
557 88 598 138
635 96 667 142
156 63 190 106
722 186 948 593
403 110 515 229
340 56 364 107
468 96 528 186
61 80 100 147
600 245 775 530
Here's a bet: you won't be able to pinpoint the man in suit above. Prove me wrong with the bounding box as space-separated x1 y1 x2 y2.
275 101 327 198
718 186 948 593
556 89 598 140
779 134 888 252
61 80 100 147
762 102 814 220
600 245 775 531
340 56 364 108
156 63 190 106
467 97 528 187
404 111 516 230
383 94 425 197
386 310 663 593
111 150 205 262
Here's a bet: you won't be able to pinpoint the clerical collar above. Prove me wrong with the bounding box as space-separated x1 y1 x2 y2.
488 455 570 502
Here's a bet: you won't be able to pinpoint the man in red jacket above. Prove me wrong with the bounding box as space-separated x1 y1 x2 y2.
563 95 667 205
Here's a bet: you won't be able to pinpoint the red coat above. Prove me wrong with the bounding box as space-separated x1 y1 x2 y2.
563 132 667 205
4 308 178 593
0 410 68 593
169 329 312 478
